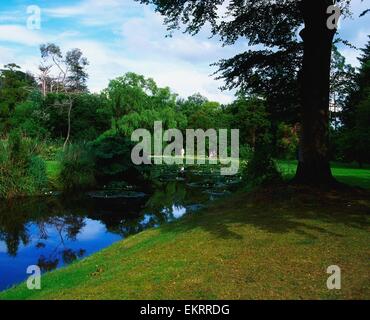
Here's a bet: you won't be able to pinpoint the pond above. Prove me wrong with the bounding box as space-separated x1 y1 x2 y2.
0 166 241 291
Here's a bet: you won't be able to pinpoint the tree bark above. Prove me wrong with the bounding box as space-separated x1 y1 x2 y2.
294 0 337 185
63 96 73 150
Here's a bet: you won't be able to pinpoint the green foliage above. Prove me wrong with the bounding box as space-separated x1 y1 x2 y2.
70 93 111 141
229 95 270 148
104 73 158 127
336 91 370 165
137 0 308 127
117 107 187 136
0 64 37 134
239 144 253 161
8 129 27 164
188 101 227 130
0 131 47 199
177 93 208 117
92 133 154 189
28 156 48 191
59 143 96 192
39 142 63 161
178 94 229 130
276 123 299 160
43 92 111 142
105 73 186 136
0 140 22 199
243 143 282 187
10 91 49 139
40 43 89 93
335 38 370 165
330 46 356 128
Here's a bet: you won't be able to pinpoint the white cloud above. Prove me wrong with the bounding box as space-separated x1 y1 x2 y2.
0 25 46 46
348 0 370 17
44 0 120 18
40 0 240 102
0 11 24 24
0 241 7 253
44 0 141 26
59 38 234 103
77 219 106 241
0 46 17 64
339 30 369 67
1 0 367 104
120 8 243 63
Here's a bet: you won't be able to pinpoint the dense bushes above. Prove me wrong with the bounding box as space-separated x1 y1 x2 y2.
243 142 282 187
58 133 155 193
92 133 154 189
0 131 47 199
1 62 368 198
276 123 299 160
59 143 96 192
28 156 48 191
10 91 49 139
332 91 370 166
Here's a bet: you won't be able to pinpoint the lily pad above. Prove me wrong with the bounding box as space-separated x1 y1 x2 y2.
185 204 205 212
87 191 147 199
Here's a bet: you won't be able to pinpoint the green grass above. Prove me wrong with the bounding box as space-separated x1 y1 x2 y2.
46 161 61 179
1 161 369 300
278 160 370 189
45 159 370 190
45 161 61 189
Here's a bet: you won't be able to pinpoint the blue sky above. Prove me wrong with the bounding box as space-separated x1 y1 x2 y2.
0 0 369 103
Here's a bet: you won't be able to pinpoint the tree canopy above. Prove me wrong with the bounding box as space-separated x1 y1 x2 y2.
137 0 369 185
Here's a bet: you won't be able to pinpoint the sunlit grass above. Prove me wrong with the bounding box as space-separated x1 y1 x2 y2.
1 165 369 299
277 160 370 189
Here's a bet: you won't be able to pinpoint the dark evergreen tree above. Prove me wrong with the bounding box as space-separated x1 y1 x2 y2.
338 37 370 166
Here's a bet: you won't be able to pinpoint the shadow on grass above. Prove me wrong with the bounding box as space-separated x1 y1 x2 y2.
159 184 370 241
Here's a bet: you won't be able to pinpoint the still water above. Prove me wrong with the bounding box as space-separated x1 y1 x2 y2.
0 168 240 291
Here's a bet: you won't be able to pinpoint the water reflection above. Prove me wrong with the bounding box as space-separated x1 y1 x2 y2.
0 169 241 291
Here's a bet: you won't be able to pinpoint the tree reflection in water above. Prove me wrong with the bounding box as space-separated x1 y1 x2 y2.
35 215 86 272
0 169 240 288
0 184 191 265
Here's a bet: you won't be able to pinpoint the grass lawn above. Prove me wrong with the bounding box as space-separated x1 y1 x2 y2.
278 160 370 189
1 162 369 300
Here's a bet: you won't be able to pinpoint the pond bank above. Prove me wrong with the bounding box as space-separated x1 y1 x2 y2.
1 184 369 300
0 164 241 291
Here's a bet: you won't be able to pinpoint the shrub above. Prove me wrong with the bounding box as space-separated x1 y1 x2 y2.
0 131 48 199
37 141 63 161
243 142 282 187
28 156 48 192
59 143 96 192
276 123 299 160
239 144 253 161
10 100 49 139
92 133 154 189
0 140 22 199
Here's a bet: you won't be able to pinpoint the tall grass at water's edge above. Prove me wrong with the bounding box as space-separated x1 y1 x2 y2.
59 143 96 193
0 135 48 199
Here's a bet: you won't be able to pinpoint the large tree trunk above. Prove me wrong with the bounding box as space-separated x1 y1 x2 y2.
294 0 337 185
